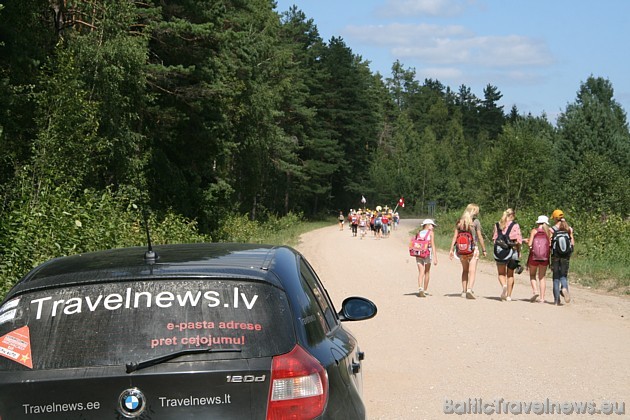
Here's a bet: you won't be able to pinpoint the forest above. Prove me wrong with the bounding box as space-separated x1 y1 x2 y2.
1 1 629 296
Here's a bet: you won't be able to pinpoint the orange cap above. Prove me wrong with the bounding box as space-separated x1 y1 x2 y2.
551 209 564 220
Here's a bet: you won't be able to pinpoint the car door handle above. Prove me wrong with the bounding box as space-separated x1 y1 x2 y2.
351 362 361 374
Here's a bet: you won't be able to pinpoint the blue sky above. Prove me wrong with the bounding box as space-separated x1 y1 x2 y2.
274 0 630 122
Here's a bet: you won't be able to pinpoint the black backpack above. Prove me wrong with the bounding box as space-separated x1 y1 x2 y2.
493 222 515 262
551 227 573 258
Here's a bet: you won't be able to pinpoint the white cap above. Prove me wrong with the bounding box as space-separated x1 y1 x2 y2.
536 215 549 225
422 219 436 226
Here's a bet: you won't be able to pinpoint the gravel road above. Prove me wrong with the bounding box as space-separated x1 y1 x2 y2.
296 218 629 419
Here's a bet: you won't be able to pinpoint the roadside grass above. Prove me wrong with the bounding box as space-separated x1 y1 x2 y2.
569 259 630 294
214 212 332 248
259 220 334 247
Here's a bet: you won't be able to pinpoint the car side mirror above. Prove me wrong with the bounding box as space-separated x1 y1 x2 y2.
338 297 377 322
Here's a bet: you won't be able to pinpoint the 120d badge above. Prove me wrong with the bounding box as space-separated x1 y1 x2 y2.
226 374 266 383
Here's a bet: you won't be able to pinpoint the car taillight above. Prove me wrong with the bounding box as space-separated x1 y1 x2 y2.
267 344 328 420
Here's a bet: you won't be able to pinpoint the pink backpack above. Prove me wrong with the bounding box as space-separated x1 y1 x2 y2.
531 228 550 261
409 231 431 258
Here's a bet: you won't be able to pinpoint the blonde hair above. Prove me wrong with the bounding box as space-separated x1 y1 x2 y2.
457 208 474 231
465 203 480 219
538 222 551 236
557 219 570 232
499 208 515 230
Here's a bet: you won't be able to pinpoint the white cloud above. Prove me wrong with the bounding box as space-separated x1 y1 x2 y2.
395 35 553 67
479 35 553 67
501 70 546 85
377 0 478 17
416 67 464 80
344 24 553 69
345 23 470 46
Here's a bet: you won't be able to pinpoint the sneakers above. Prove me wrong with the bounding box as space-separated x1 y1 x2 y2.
561 288 571 303
506 296 512 302
461 291 466 298
418 288 426 297
500 286 507 301
466 289 476 299
530 293 539 303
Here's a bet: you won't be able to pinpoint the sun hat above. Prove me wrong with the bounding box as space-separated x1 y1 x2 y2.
536 215 549 225
551 209 564 220
422 219 436 226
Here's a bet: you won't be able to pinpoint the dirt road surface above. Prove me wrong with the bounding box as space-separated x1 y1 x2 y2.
296 218 629 419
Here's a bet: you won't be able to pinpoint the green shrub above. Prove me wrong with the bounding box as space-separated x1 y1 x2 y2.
214 212 306 244
1 186 311 300
0 186 206 298
214 214 267 243
572 214 627 261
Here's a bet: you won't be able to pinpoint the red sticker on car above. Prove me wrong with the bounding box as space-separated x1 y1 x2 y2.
0 325 33 368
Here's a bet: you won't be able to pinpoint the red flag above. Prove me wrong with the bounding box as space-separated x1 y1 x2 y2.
399 197 405 207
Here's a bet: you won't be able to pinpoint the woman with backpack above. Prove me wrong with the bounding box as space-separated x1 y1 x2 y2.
449 204 487 299
525 215 551 303
374 213 383 239
359 211 368 239
550 209 575 305
492 208 523 301
413 219 438 297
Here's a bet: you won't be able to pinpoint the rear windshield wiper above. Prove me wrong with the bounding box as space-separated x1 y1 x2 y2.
126 348 242 373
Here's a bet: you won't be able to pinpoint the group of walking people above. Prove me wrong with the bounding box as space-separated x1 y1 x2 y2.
339 209 400 239
411 204 574 305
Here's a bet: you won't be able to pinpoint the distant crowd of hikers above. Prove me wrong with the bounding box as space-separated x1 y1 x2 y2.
409 204 574 305
338 208 400 240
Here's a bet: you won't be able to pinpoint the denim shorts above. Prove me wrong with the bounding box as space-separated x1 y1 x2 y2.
416 256 432 265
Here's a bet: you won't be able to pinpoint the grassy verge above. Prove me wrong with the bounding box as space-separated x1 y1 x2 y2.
214 213 332 247
259 220 334 247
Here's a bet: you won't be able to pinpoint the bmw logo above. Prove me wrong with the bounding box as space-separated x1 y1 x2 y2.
118 388 146 418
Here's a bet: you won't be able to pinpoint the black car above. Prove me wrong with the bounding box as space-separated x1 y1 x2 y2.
0 243 376 419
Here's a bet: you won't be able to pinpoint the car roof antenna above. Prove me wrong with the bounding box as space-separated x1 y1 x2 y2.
140 208 158 263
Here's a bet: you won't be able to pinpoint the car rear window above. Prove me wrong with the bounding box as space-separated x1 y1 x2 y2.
0 279 295 371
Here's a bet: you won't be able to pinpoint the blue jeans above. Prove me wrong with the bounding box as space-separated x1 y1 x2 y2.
551 257 570 304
